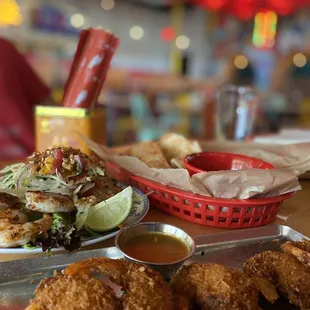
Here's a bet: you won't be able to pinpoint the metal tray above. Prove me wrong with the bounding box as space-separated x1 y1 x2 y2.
190 225 308 310
0 247 123 309
0 225 308 309
190 224 308 267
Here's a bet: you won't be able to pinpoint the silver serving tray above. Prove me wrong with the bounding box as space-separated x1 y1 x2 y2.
0 225 308 309
190 224 309 268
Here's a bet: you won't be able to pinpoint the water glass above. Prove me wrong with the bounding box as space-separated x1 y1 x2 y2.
216 85 258 140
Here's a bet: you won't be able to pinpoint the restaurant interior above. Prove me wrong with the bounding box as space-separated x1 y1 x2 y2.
1 1 310 309
2 0 310 152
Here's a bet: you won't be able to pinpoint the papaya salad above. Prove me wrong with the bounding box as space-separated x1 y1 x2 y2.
0 147 143 252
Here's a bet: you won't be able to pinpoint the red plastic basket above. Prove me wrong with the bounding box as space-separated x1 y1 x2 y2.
106 162 295 229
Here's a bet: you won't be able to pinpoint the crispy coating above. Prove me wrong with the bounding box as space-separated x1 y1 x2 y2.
64 257 174 310
159 133 201 163
130 141 171 169
170 263 260 310
250 277 278 303
243 251 310 309
172 294 191 310
26 273 119 310
281 239 310 268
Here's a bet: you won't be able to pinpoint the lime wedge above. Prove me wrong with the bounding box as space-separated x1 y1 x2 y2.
85 186 133 232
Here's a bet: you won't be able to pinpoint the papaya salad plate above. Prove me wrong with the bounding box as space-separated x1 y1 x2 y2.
0 147 149 254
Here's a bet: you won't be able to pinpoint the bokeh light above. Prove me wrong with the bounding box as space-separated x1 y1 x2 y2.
101 0 115 11
0 0 22 26
130 26 144 40
175 35 190 50
160 27 175 42
70 13 85 28
234 55 248 69
293 53 307 68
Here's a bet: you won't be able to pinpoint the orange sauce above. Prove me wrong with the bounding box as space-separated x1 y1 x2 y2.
123 232 189 263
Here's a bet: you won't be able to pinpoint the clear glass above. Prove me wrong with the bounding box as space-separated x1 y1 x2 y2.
216 85 258 141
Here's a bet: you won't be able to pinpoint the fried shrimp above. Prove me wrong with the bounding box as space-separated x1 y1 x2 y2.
244 251 310 309
170 263 261 310
26 273 119 310
250 277 279 304
281 239 310 268
64 257 174 310
0 213 52 247
25 191 75 213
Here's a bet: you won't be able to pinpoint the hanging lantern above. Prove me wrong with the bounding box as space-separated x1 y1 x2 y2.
268 0 294 16
199 0 228 10
234 1 255 20
194 0 310 19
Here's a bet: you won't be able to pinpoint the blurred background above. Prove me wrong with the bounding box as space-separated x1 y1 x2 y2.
1 0 310 149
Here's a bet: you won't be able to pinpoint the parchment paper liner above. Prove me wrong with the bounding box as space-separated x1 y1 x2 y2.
82 136 301 200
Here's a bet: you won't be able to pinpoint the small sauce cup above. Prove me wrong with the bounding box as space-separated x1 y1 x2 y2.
184 152 274 176
115 222 196 280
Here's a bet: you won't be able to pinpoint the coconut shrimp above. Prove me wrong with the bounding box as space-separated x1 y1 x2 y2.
64 257 174 310
281 240 310 268
170 263 265 310
27 273 119 310
0 211 52 248
25 191 75 213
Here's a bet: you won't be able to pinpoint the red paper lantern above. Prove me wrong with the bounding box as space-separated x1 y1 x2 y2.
234 1 255 20
200 0 228 10
194 0 310 19
268 0 294 15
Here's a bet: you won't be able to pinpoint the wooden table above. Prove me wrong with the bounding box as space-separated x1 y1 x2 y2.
0 180 309 263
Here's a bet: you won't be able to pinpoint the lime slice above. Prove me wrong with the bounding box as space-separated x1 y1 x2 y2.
85 186 133 232
88 186 133 216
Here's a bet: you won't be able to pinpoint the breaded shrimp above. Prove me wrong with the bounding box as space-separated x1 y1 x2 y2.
25 191 75 213
64 257 174 310
172 294 191 310
0 213 52 247
244 251 310 309
26 273 119 310
170 263 261 310
281 239 310 268
250 276 279 304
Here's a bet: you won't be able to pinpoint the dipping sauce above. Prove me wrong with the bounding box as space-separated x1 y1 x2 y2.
122 232 190 263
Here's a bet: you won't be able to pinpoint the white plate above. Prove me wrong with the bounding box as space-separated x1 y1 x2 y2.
0 187 149 254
